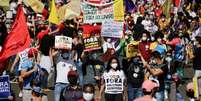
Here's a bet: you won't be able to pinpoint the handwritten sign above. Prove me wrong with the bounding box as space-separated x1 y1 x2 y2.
81 2 114 23
55 36 72 49
0 75 10 99
101 21 123 38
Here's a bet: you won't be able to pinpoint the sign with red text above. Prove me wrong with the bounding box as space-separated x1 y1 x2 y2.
81 1 114 23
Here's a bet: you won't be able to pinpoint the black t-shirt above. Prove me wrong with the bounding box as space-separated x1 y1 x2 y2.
127 56 145 88
193 47 201 70
150 63 168 91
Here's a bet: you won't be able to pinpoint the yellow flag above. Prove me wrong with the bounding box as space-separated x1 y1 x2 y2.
48 0 59 24
193 76 199 98
114 0 124 21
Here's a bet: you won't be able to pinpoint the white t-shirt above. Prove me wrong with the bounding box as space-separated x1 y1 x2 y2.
56 59 76 84
102 70 125 94
18 48 30 71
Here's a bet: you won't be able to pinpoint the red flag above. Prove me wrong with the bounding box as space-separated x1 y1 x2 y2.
0 5 31 62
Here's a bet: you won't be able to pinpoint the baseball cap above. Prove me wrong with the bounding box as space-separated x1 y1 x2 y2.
28 48 38 57
68 70 78 77
142 80 158 92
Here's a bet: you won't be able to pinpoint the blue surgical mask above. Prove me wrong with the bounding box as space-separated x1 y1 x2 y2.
62 52 70 59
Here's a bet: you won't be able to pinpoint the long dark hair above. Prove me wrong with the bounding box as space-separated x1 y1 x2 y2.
106 57 121 72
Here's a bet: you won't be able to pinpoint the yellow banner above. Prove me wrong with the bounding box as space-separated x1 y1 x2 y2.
114 0 124 21
23 0 44 13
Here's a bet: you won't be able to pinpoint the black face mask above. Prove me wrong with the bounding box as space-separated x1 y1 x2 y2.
68 76 78 85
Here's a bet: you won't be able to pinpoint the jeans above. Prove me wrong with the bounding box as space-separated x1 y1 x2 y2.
155 91 164 101
105 93 123 101
54 83 67 101
128 84 143 101
176 91 184 101
75 61 83 86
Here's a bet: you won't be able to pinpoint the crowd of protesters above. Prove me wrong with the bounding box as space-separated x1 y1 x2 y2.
0 0 201 101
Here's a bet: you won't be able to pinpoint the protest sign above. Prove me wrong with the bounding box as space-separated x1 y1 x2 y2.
101 21 123 38
81 1 114 23
23 0 44 13
55 36 72 49
84 36 101 52
0 75 10 99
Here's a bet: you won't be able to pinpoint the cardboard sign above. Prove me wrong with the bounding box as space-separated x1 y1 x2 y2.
81 2 114 23
101 21 123 38
84 35 101 52
23 0 44 13
55 36 72 49
0 75 11 99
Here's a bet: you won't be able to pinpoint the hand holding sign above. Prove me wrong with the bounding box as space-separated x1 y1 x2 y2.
55 36 72 50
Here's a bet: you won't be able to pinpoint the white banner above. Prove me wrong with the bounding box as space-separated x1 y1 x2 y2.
101 20 123 38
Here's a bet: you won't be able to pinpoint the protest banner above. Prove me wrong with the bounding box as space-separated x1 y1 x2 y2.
23 0 44 13
81 0 114 23
101 20 123 38
0 75 10 99
55 36 72 49
82 25 101 52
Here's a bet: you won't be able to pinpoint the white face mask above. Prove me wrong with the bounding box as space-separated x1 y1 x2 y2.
165 57 172 62
111 63 118 69
83 93 94 101
142 37 147 41
107 38 111 43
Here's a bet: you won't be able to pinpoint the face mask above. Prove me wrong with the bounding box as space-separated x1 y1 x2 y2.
157 38 162 43
142 37 147 41
125 35 129 39
107 38 111 43
92 53 97 59
83 93 94 101
165 57 172 62
111 63 118 69
62 53 70 59
151 37 155 41
68 76 78 85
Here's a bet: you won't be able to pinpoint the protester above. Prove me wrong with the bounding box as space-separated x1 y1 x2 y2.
134 80 158 101
78 83 97 101
60 70 82 101
0 0 200 101
98 57 127 101
142 51 168 101
18 48 38 101
54 49 77 101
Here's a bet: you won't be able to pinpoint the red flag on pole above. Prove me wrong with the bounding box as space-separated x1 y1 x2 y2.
0 5 31 62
